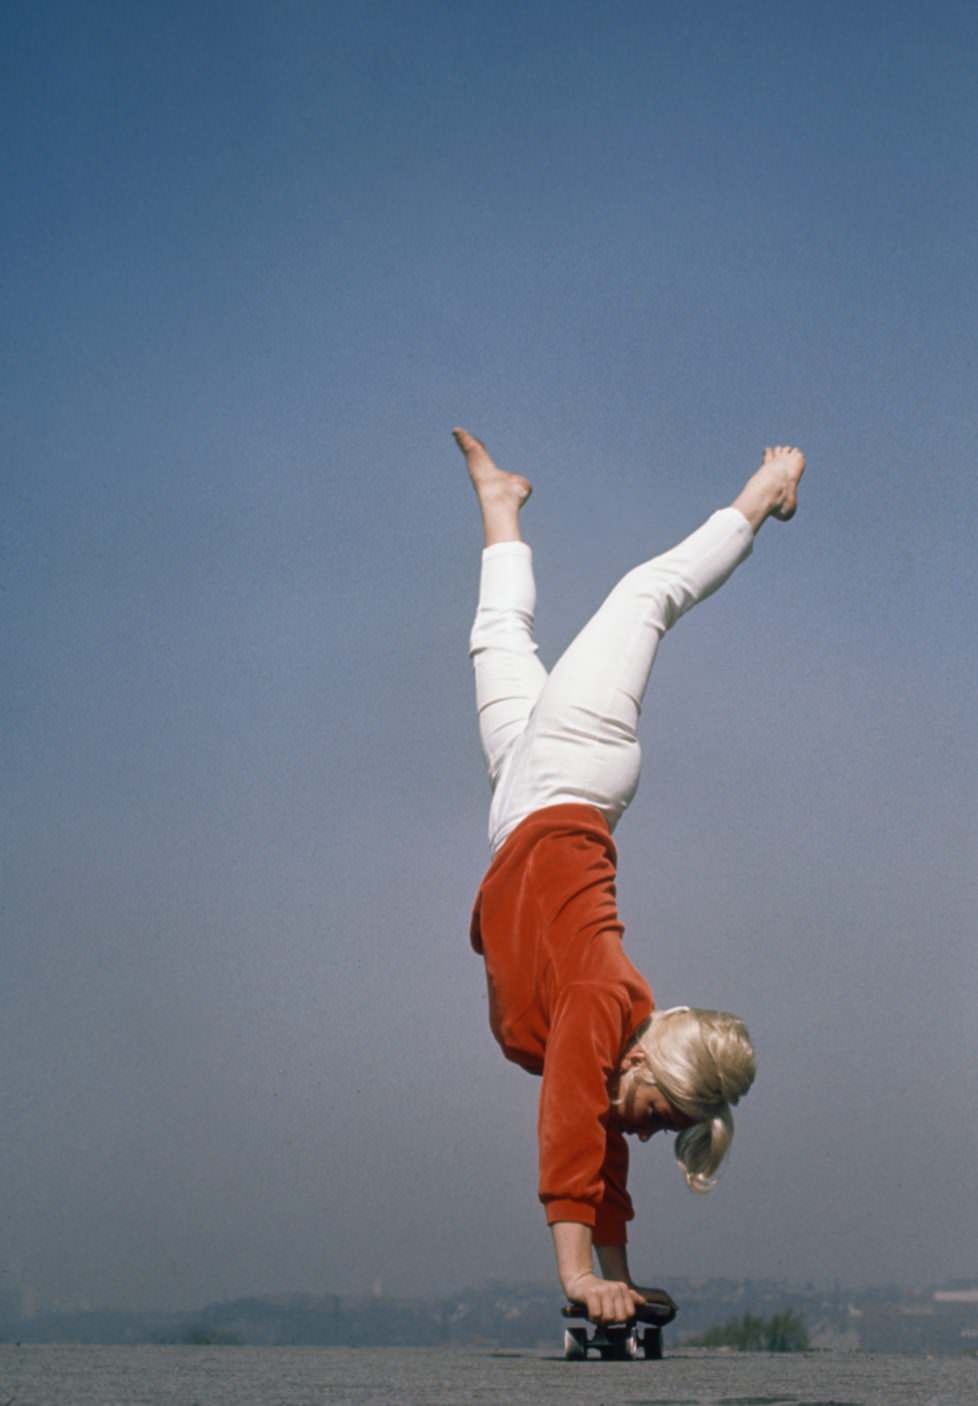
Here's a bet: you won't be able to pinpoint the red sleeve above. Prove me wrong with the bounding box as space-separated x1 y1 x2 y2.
594 1128 632 1245
537 981 634 1238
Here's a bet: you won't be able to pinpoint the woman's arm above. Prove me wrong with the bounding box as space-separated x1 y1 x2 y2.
595 1240 631 1284
551 1222 646 1323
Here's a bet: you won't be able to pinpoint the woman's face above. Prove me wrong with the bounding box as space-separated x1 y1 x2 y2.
615 1065 697 1142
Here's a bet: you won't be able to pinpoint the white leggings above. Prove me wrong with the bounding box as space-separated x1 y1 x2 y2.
470 507 754 854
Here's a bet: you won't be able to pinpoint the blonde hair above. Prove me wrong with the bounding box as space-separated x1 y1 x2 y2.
627 1006 755 1193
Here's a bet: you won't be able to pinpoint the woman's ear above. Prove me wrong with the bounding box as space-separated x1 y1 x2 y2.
619 1045 648 1073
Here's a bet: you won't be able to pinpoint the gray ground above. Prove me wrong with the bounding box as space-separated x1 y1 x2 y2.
1 1344 975 1406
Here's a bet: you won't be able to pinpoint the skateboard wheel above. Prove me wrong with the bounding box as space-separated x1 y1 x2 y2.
563 1326 588 1360
642 1326 663 1359
598 1326 635 1361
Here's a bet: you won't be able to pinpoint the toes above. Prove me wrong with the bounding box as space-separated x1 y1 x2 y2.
453 427 489 457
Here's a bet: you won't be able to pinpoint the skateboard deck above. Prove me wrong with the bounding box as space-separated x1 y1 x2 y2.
561 1288 677 1360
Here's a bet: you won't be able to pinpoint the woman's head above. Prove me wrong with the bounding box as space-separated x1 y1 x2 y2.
623 1006 756 1192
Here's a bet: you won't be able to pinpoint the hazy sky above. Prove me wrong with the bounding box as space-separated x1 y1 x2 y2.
3 1 976 1312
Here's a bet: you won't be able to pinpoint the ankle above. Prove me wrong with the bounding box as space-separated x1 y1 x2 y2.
730 478 773 534
481 507 524 547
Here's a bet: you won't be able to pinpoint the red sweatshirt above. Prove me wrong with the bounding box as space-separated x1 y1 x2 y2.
470 803 654 1244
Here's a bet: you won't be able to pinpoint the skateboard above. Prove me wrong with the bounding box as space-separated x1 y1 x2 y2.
561 1287 677 1360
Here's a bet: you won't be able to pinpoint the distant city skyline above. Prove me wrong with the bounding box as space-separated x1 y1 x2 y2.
3 1271 977 1359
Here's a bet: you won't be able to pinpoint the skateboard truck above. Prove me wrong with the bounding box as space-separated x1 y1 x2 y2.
561 1287 677 1360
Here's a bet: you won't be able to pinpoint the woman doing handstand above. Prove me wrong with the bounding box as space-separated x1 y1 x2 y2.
458 427 806 1324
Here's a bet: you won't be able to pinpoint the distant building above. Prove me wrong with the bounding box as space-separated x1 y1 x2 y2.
856 1284 978 1355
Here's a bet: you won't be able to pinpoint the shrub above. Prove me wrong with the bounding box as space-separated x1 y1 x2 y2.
693 1308 809 1352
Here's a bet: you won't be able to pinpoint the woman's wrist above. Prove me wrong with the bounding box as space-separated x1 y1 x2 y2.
551 1221 595 1297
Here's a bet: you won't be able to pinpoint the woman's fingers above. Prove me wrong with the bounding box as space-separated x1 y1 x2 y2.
585 1279 644 1323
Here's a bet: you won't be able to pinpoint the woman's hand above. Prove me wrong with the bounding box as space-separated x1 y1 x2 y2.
553 1222 647 1323
564 1270 646 1324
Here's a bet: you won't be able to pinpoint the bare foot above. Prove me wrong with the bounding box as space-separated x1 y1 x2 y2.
452 427 532 508
732 445 806 532
453 427 532 547
761 445 806 521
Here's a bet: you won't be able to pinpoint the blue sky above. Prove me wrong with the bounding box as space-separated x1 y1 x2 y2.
2 0 976 1310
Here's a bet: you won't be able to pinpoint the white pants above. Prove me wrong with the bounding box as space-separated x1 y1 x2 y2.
470 507 754 854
